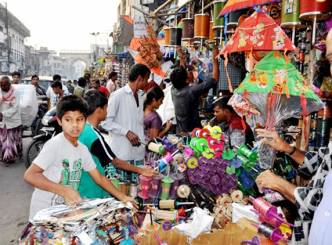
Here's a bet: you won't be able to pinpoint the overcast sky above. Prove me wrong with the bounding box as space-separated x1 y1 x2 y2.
6 0 119 51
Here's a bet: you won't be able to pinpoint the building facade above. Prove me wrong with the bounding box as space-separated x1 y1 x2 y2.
0 3 30 74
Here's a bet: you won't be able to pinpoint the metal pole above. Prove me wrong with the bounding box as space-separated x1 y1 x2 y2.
5 2 10 73
153 0 174 14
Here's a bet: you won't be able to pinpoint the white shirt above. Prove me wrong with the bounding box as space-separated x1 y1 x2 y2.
102 84 145 161
0 87 21 129
29 133 96 220
156 84 176 124
106 79 117 94
46 83 70 108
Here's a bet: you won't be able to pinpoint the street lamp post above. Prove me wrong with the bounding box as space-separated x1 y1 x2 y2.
90 32 111 62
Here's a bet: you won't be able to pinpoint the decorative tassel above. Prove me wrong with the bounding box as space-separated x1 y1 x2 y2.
284 50 289 64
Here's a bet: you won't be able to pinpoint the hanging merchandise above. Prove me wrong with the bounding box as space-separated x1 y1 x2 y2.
229 51 324 168
227 9 248 30
280 0 301 28
221 11 297 56
164 27 171 46
280 0 304 43
213 0 226 29
299 0 331 45
209 21 215 42
299 0 331 21
170 27 182 46
219 0 280 16
182 18 195 41
194 14 210 39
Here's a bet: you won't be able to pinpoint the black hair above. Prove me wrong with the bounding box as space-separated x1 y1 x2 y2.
31 75 39 80
92 79 100 85
170 66 188 89
108 71 117 80
83 73 91 80
213 96 235 113
83 89 108 116
53 74 61 81
51 81 62 89
1 75 10 82
128 64 150 82
144 86 164 110
78 77 87 87
12 71 21 77
56 95 88 119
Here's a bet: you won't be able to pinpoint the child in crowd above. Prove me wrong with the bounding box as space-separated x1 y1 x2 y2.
24 95 135 220
78 90 156 198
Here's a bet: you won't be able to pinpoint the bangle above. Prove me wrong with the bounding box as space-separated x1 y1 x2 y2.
287 146 296 156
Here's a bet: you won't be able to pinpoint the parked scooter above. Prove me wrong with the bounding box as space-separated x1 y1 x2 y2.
24 107 61 168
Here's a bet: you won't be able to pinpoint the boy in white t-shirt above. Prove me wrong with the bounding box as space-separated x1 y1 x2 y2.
24 95 135 220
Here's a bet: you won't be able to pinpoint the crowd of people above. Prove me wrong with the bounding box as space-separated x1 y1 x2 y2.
0 29 331 244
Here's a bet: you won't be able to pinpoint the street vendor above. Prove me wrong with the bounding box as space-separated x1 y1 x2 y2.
256 29 332 245
255 129 330 244
213 96 254 148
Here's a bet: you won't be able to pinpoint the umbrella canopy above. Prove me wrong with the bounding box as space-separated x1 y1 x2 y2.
221 11 296 56
219 0 279 16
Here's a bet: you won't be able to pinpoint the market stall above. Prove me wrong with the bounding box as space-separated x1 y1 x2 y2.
20 0 332 244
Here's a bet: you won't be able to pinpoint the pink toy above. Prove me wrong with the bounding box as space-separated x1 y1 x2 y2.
250 197 292 228
138 175 152 200
191 128 201 138
207 136 224 158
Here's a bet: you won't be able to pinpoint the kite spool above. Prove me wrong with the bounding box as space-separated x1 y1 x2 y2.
170 27 182 46
164 27 171 46
213 0 225 29
182 18 194 41
227 10 245 29
194 14 210 39
281 0 301 28
300 0 331 45
299 0 331 21
281 0 303 43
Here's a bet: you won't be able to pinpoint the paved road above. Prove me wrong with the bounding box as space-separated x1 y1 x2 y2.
0 138 33 244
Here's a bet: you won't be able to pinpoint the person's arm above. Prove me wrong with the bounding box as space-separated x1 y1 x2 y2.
256 170 296 203
24 164 81 204
113 158 156 176
158 120 173 138
256 129 305 166
191 78 216 97
90 136 155 177
88 168 136 206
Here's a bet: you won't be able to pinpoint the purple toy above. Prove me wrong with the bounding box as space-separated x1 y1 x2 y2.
187 158 237 195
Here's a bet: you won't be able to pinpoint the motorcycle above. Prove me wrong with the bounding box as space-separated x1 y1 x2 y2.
24 107 61 168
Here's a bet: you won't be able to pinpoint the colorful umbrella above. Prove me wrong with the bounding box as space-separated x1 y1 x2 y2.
219 0 280 16
221 11 296 56
229 51 323 168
